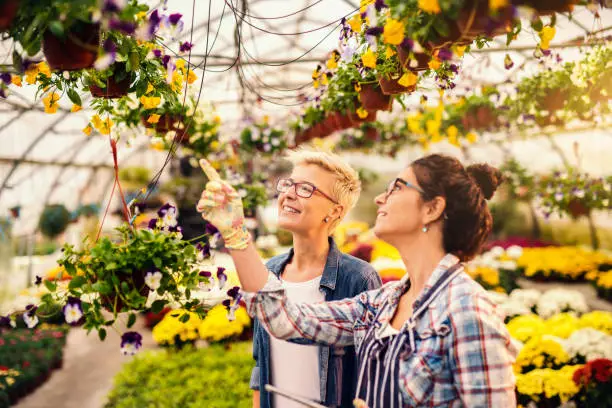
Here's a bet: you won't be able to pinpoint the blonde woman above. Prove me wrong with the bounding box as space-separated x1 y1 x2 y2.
201 149 381 408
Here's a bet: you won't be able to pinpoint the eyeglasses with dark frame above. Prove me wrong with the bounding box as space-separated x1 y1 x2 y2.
276 178 339 204
386 177 426 197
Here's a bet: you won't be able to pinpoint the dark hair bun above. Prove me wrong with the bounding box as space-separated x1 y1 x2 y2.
466 163 502 200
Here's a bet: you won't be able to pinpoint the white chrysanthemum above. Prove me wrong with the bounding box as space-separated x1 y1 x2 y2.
509 289 541 309
536 288 588 319
564 328 612 361
506 245 523 259
485 291 508 305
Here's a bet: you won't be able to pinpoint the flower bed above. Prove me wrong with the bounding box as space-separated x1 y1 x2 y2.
0 326 68 405
104 342 253 408
589 270 612 303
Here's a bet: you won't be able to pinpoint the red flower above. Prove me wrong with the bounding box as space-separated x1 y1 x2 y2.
22 361 30 368
0 365 9 371
590 358 612 383
573 365 592 386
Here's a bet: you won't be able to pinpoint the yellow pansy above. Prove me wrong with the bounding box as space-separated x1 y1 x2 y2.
214 115 221 124
418 0 441 13
490 0 509 10
146 83 154 94
539 26 556 50
140 95 161 109
448 133 460 147
71 104 82 113
151 141 165 151
446 125 458 140
428 58 441 70
321 74 329 86
37 62 51 78
210 141 220 150
453 45 467 58
326 54 338 70
11 75 22 87
186 70 197 84
136 11 147 19
348 15 363 33
359 0 374 14
42 92 60 114
25 65 39 84
426 119 440 137
91 115 113 135
466 132 478 143
170 70 184 92
383 19 405 45
354 82 362 92
82 125 93 136
175 58 186 73
385 46 396 59
147 114 161 124
356 106 369 119
398 71 418 87
361 48 377 68
313 79 320 89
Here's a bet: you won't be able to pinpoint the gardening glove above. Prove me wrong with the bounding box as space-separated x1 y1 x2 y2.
196 159 250 250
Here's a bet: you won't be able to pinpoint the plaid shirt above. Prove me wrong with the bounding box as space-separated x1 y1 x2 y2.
243 254 517 407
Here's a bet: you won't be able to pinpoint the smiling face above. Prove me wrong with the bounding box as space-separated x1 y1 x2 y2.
277 164 340 235
373 166 431 246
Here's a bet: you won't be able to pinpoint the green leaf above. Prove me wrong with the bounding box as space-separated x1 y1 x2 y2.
48 21 65 38
127 313 137 328
104 319 115 326
67 88 82 106
92 281 113 295
179 313 191 323
44 280 57 292
153 257 162 268
68 276 87 290
185 288 191 299
64 262 76 276
151 300 167 314
121 281 130 293
98 328 107 341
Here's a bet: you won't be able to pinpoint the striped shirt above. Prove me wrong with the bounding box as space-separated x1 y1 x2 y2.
243 254 517 407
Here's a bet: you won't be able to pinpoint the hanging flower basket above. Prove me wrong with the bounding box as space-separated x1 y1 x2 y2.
462 105 497 130
317 119 335 137
142 114 187 134
324 115 342 132
398 48 430 71
512 0 577 15
333 111 353 129
89 76 131 98
457 0 514 40
0 0 19 31
568 199 590 218
42 22 100 71
378 75 416 95
347 109 377 125
100 270 149 313
539 89 568 113
359 84 392 111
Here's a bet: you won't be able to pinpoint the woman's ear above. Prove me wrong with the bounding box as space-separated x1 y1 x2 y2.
328 204 344 220
424 196 446 224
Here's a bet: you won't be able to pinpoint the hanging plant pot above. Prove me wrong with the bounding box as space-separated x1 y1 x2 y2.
325 115 342 132
539 89 568 113
568 199 590 219
0 0 19 31
142 114 186 134
89 76 131 98
462 105 497 130
347 109 377 125
512 0 576 14
359 83 392 111
378 75 416 95
334 111 353 129
43 23 100 71
457 0 514 40
100 270 149 313
294 128 312 145
317 119 335 137
398 48 430 71
364 127 379 141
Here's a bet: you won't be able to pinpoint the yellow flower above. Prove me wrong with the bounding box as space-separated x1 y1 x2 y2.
383 19 405 45
312 67 321 80
214 115 221 124
186 70 197 84
397 71 418 87
578 310 612 335
453 45 467 58
446 125 458 140
425 119 440 137
199 305 250 342
170 70 184 92
418 136 430 151
428 58 441 70
354 82 362 92
385 46 396 59
152 309 203 346
140 95 161 110
210 141 220 150
361 48 377 68
136 11 147 19
42 92 60 114
326 54 338 70
151 141 165 151
147 114 161 124
489 0 509 10
313 79 320 89
11 75 22 87
91 115 113 135
348 14 363 33
82 125 93 136
146 83 154 94
71 104 82 113
321 74 329 86
539 26 556 50
466 132 478 144
175 58 186 73
37 62 51 78
25 65 39 84
356 106 369 119
544 313 578 339
418 0 441 13
507 315 545 343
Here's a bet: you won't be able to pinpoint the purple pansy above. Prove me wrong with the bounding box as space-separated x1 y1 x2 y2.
109 19 136 34
374 0 387 11
0 73 10 84
152 49 163 58
217 267 227 290
365 26 383 37
148 218 159 230
157 203 174 217
120 331 143 355
0 315 11 328
196 241 211 260
436 48 453 61
179 41 193 53
400 38 414 51
35 275 42 286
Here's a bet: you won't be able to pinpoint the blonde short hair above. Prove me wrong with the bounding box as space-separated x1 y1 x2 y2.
285 148 361 234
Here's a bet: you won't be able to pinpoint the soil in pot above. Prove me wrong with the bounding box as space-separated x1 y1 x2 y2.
43 22 100 71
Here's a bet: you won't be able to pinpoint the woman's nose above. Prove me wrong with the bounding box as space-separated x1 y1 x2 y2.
374 192 387 206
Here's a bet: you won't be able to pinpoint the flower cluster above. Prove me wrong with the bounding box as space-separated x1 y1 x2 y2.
516 246 611 282
239 119 287 155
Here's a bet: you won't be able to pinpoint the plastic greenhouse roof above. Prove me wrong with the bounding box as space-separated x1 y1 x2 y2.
0 0 611 234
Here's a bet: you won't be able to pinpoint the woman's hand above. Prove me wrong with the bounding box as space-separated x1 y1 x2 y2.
196 159 251 250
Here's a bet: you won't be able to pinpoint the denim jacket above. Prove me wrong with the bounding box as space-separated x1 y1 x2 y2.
250 237 381 408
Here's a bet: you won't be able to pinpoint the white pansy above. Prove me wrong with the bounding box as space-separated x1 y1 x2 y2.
162 208 177 228
23 312 38 329
64 304 83 324
145 271 163 291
